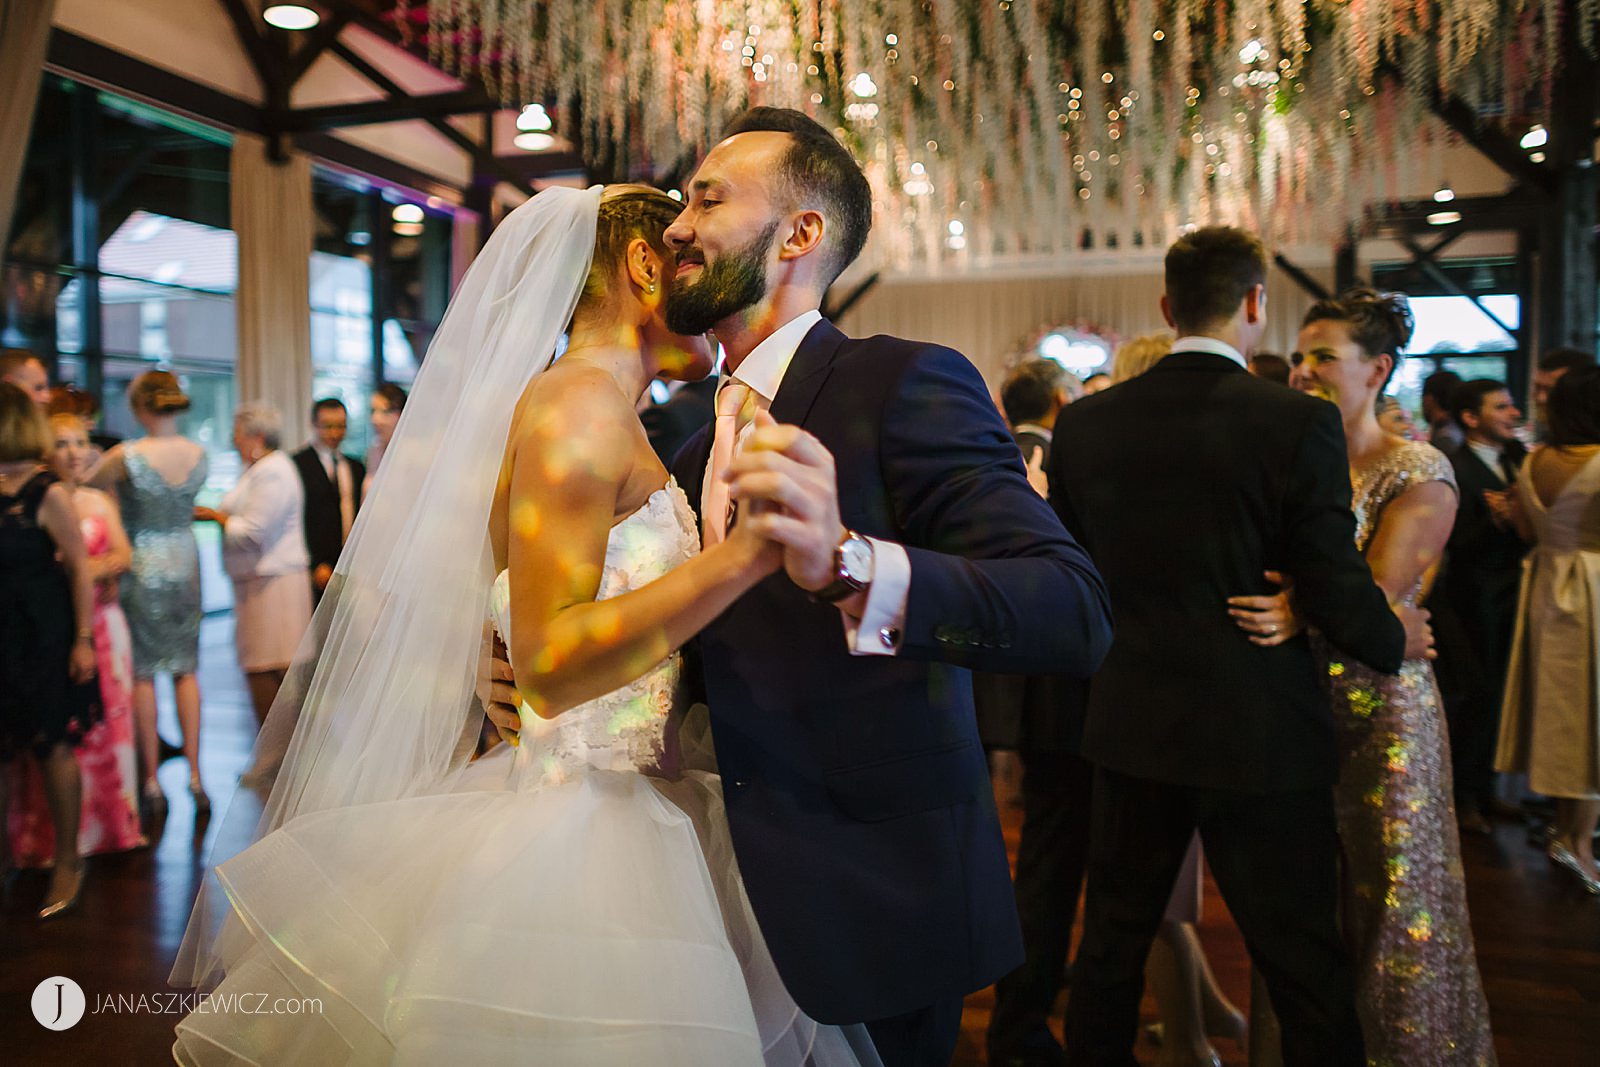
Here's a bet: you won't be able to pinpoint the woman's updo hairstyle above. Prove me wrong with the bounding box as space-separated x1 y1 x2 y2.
578 185 684 311
1301 287 1415 390
127 369 191 415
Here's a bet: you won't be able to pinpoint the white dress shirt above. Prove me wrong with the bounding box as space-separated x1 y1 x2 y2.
312 442 356 540
1170 335 1249 369
713 308 910 656
219 450 311 580
1467 439 1509 484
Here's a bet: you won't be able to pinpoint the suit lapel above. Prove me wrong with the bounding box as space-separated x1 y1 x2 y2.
768 319 847 429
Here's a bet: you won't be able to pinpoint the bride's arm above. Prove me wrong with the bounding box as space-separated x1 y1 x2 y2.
505 369 777 720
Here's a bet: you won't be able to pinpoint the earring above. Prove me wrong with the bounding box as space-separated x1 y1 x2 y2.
647 283 656 294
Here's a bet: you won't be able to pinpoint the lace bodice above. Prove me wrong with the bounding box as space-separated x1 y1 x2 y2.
489 479 700 782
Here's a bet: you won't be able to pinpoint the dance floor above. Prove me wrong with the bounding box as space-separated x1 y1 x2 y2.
2 614 1596 1065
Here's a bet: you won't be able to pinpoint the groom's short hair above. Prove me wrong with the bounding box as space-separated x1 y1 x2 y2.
1164 226 1267 335
720 107 872 285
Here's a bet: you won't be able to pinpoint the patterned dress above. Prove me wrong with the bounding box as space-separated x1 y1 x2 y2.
9 509 145 865
116 447 207 676
1317 440 1496 1067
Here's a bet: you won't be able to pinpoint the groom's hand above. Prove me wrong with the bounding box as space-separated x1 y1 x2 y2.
477 636 523 744
725 410 845 592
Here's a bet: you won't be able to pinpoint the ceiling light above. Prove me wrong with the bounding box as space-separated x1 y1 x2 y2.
1520 124 1548 150
1427 210 1462 226
391 204 424 224
263 5 320 31
392 221 424 237
1530 151 1547 163
516 104 552 132
514 132 555 151
849 73 878 98
1433 186 1455 203
948 219 965 236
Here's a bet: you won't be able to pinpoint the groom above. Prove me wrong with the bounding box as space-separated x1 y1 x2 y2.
491 108 1113 1065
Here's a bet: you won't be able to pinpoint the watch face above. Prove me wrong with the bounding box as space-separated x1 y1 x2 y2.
840 536 874 584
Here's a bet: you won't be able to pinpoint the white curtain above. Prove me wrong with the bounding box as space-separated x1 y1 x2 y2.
837 265 1328 385
0 0 57 244
231 131 314 435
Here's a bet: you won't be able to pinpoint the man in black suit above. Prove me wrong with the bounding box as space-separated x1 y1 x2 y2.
1440 379 1528 832
982 358 1098 1067
639 374 718 464
291 398 364 600
1049 227 1432 1066
662 109 1113 1067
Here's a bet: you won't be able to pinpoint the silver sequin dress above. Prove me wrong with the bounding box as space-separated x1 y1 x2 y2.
117 448 207 676
1317 440 1496 1067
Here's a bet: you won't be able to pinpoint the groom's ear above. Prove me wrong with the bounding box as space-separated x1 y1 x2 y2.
777 210 826 263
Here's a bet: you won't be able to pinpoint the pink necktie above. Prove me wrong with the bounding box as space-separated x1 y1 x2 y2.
702 379 752 548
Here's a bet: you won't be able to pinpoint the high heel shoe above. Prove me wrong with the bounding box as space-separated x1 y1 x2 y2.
189 777 210 815
141 778 167 820
1548 841 1600 895
38 865 84 921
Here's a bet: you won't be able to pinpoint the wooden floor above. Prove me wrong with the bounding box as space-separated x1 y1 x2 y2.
2 614 1596 1065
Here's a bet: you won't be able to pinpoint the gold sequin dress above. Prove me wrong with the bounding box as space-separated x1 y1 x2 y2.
1319 440 1497 1067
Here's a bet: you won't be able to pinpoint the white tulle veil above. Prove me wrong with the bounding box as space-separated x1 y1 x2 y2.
171 184 602 989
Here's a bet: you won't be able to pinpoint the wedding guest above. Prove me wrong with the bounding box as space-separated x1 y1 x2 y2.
196 404 311 730
1111 332 1175 384
0 348 50 406
641 376 719 465
1051 227 1428 1067
1441 378 1528 834
0 383 98 919
1421 370 1464 454
8 413 144 869
1376 396 1422 440
1532 347 1596 440
290 398 364 600
1247 352 1291 385
1244 288 1494 1063
364 382 406 493
48 383 117 456
85 371 208 815
1497 365 1600 893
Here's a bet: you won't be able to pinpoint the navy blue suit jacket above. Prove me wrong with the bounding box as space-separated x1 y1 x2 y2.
671 319 1112 1024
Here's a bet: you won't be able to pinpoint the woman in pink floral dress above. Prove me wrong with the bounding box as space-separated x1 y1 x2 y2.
7 414 145 864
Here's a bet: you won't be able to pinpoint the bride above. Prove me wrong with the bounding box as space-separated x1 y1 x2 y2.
169 185 879 1066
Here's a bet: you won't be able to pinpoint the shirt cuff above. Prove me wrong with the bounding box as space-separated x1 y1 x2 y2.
840 537 909 656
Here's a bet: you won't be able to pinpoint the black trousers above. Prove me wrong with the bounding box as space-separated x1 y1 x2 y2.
865 996 966 1067
1441 587 1518 811
1064 767 1363 1067
986 749 1096 1057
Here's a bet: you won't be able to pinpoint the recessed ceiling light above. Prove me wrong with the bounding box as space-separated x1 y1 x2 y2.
263 5 320 31
1433 186 1455 203
514 132 555 151
516 104 552 132
1520 124 1548 150
391 204 424 223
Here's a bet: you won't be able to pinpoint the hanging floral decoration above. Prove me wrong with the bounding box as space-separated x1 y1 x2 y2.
406 1 1586 268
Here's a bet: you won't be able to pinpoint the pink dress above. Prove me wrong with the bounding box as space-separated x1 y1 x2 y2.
7 510 146 865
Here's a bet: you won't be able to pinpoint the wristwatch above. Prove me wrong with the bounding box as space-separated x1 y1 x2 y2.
812 529 875 603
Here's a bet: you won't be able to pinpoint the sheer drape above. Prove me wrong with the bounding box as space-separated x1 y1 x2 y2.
231 131 314 429
0 0 57 243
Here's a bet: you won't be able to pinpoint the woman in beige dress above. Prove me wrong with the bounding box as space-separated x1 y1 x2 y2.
1497 364 1600 894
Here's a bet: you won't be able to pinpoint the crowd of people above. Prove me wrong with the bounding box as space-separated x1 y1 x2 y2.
982 255 1600 1066
2 106 1597 1067
0 349 406 919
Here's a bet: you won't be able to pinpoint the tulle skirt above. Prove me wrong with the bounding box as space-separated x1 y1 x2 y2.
172 746 877 1066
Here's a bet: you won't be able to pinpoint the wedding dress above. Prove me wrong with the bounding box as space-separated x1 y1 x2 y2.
172 479 877 1065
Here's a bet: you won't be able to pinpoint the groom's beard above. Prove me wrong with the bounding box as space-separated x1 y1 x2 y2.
664 220 779 337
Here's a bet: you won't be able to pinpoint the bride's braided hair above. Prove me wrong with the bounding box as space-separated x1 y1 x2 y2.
579 185 684 310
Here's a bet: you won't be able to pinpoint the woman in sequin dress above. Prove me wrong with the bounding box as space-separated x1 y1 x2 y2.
85 371 208 813
1234 290 1496 1066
